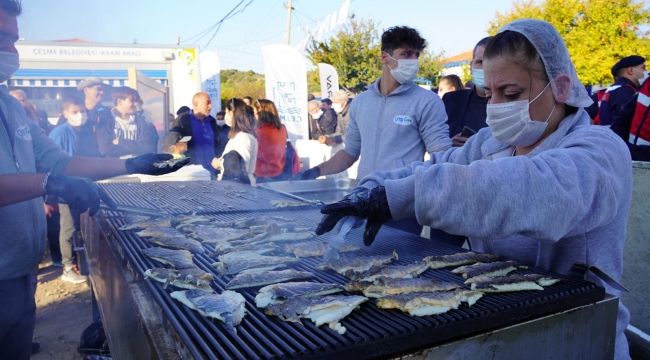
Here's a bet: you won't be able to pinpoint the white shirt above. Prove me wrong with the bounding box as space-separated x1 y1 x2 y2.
222 132 258 185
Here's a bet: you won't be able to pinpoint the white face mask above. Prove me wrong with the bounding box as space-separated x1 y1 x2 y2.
311 110 323 119
486 82 556 147
634 69 649 85
0 51 19 83
472 68 485 90
387 53 419 84
68 112 88 127
332 103 343 113
216 119 226 126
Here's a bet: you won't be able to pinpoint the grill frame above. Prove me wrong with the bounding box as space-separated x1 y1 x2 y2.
95 204 606 360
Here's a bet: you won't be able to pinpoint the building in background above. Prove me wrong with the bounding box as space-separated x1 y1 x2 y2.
441 50 472 78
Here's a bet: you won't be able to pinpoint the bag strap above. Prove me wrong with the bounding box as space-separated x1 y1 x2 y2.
567 262 628 292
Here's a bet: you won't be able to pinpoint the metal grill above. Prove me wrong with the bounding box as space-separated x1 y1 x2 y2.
98 207 605 360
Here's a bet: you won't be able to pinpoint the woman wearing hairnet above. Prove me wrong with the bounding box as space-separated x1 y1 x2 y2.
317 19 631 358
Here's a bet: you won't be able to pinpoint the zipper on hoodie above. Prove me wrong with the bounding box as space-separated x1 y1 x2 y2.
372 96 388 170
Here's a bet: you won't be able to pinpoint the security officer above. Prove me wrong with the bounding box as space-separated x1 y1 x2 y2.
599 55 646 127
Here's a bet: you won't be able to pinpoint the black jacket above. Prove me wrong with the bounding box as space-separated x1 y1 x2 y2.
162 113 230 158
442 88 489 137
309 109 337 139
96 110 159 158
600 77 638 125
333 99 352 144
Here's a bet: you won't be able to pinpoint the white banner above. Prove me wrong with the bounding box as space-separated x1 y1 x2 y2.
199 50 221 115
318 63 339 99
262 44 308 144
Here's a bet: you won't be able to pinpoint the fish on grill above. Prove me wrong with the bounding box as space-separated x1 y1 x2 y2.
211 235 269 253
376 289 484 316
265 295 368 335
215 243 278 256
212 216 295 229
425 252 499 269
315 250 398 275
266 232 316 243
283 242 360 257
171 289 246 333
345 261 430 282
136 226 186 239
144 267 214 291
225 269 314 290
348 277 460 298
465 274 561 292
147 237 205 254
212 255 300 276
452 261 520 280
188 226 253 243
142 247 195 269
249 223 312 234
119 215 172 230
255 282 344 308
172 215 213 229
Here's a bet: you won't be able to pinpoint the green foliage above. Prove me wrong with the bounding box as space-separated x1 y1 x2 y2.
220 69 265 108
460 63 472 84
488 0 650 85
418 50 446 83
307 69 320 94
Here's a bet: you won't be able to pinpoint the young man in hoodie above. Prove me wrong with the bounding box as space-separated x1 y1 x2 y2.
96 86 159 158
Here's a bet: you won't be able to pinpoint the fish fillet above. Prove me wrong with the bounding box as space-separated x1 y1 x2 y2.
189 226 253 243
425 252 499 269
172 215 213 229
345 261 430 281
377 289 484 316
359 277 460 298
215 243 278 256
212 255 300 276
284 242 360 257
452 261 519 280
171 290 246 333
142 247 195 269
465 274 560 292
265 295 367 334
315 250 398 274
147 237 205 254
255 282 344 308
136 226 186 239
212 216 295 229
144 267 214 291
119 215 172 230
265 232 315 243
225 269 314 290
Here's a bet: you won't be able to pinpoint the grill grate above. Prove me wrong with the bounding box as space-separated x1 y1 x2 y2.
99 207 605 360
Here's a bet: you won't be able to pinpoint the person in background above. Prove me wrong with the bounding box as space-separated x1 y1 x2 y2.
445 36 492 148
437 74 463 99
307 93 316 102
66 77 108 131
253 99 293 182
320 89 352 146
611 72 650 161
318 98 338 136
96 86 158 158
10 89 50 132
167 113 176 130
176 105 190 116
213 98 258 185
215 110 230 158
307 99 323 140
243 96 253 107
599 56 646 127
49 97 103 283
464 80 475 89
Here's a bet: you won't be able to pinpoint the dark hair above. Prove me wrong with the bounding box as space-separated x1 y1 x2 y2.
440 75 463 92
243 96 252 102
381 26 426 55
321 98 332 106
483 31 547 82
111 86 139 106
217 111 225 117
176 106 190 115
473 36 492 60
61 96 84 112
254 99 283 130
307 93 315 101
0 0 22 17
226 98 256 139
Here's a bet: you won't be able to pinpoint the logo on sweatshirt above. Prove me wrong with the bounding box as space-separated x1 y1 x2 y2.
15 125 32 141
393 115 413 126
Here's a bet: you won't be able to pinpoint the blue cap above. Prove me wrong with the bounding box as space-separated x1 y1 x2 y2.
612 56 645 77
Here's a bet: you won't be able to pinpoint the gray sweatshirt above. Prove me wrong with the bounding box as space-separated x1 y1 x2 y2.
360 109 631 359
343 78 451 179
0 86 71 281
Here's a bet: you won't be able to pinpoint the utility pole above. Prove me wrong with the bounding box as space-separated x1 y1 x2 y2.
284 0 294 45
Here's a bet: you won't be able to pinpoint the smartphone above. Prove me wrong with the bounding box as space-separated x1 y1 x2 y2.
179 136 192 143
460 126 477 138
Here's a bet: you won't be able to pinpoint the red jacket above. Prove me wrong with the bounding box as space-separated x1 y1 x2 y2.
255 123 287 178
630 80 650 145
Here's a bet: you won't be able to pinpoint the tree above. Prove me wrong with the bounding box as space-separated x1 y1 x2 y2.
488 0 650 86
418 50 446 83
220 69 265 109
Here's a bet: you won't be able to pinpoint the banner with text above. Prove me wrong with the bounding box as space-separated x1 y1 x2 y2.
262 44 308 144
318 63 339 99
199 51 222 115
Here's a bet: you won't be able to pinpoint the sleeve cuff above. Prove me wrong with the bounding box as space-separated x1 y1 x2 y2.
385 176 416 220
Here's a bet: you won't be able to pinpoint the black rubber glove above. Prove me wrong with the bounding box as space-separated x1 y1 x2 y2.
316 186 392 246
125 153 188 176
289 167 320 181
45 175 118 230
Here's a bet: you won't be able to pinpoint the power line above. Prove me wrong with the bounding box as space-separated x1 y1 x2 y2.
202 0 255 50
179 0 253 46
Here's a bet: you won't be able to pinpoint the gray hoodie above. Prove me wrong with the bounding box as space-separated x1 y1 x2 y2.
0 86 71 281
360 109 631 359
344 78 451 179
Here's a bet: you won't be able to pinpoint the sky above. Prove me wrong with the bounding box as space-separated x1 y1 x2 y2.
19 0 516 73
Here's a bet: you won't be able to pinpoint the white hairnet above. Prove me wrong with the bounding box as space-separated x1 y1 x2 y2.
497 18 593 108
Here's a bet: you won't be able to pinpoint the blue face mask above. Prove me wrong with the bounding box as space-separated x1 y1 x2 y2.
0 51 19 82
472 68 485 90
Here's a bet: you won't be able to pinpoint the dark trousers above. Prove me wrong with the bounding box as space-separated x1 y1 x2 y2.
46 211 62 263
59 204 76 268
0 275 36 360
429 228 467 247
384 217 422 236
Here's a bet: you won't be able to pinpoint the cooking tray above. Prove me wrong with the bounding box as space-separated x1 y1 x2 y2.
99 208 606 360
258 178 359 203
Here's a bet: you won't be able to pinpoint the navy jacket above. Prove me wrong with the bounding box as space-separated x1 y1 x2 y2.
96 111 159 158
162 113 230 160
442 88 489 137
611 93 650 161
600 77 638 126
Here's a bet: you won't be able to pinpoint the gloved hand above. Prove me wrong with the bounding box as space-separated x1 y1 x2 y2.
316 186 392 246
45 175 118 230
125 153 188 176
289 167 320 181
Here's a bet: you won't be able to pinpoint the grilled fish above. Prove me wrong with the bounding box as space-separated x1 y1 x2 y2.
266 232 315 243
215 243 278 256
142 247 195 269
452 261 519 280
147 237 205 254
225 269 314 290
426 252 499 269
212 255 300 276
249 223 310 234
211 235 269 253
354 277 460 298
136 226 186 239
171 289 246 333
255 282 344 308
345 261 430 282
377 289 484 316
283 242 360 257
189 226 253 243
144 267 214 291
465 274 561 292
265 295 367 334
212 216 295 229
119 215 172 230
172 215 213 228
315 250 398 274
